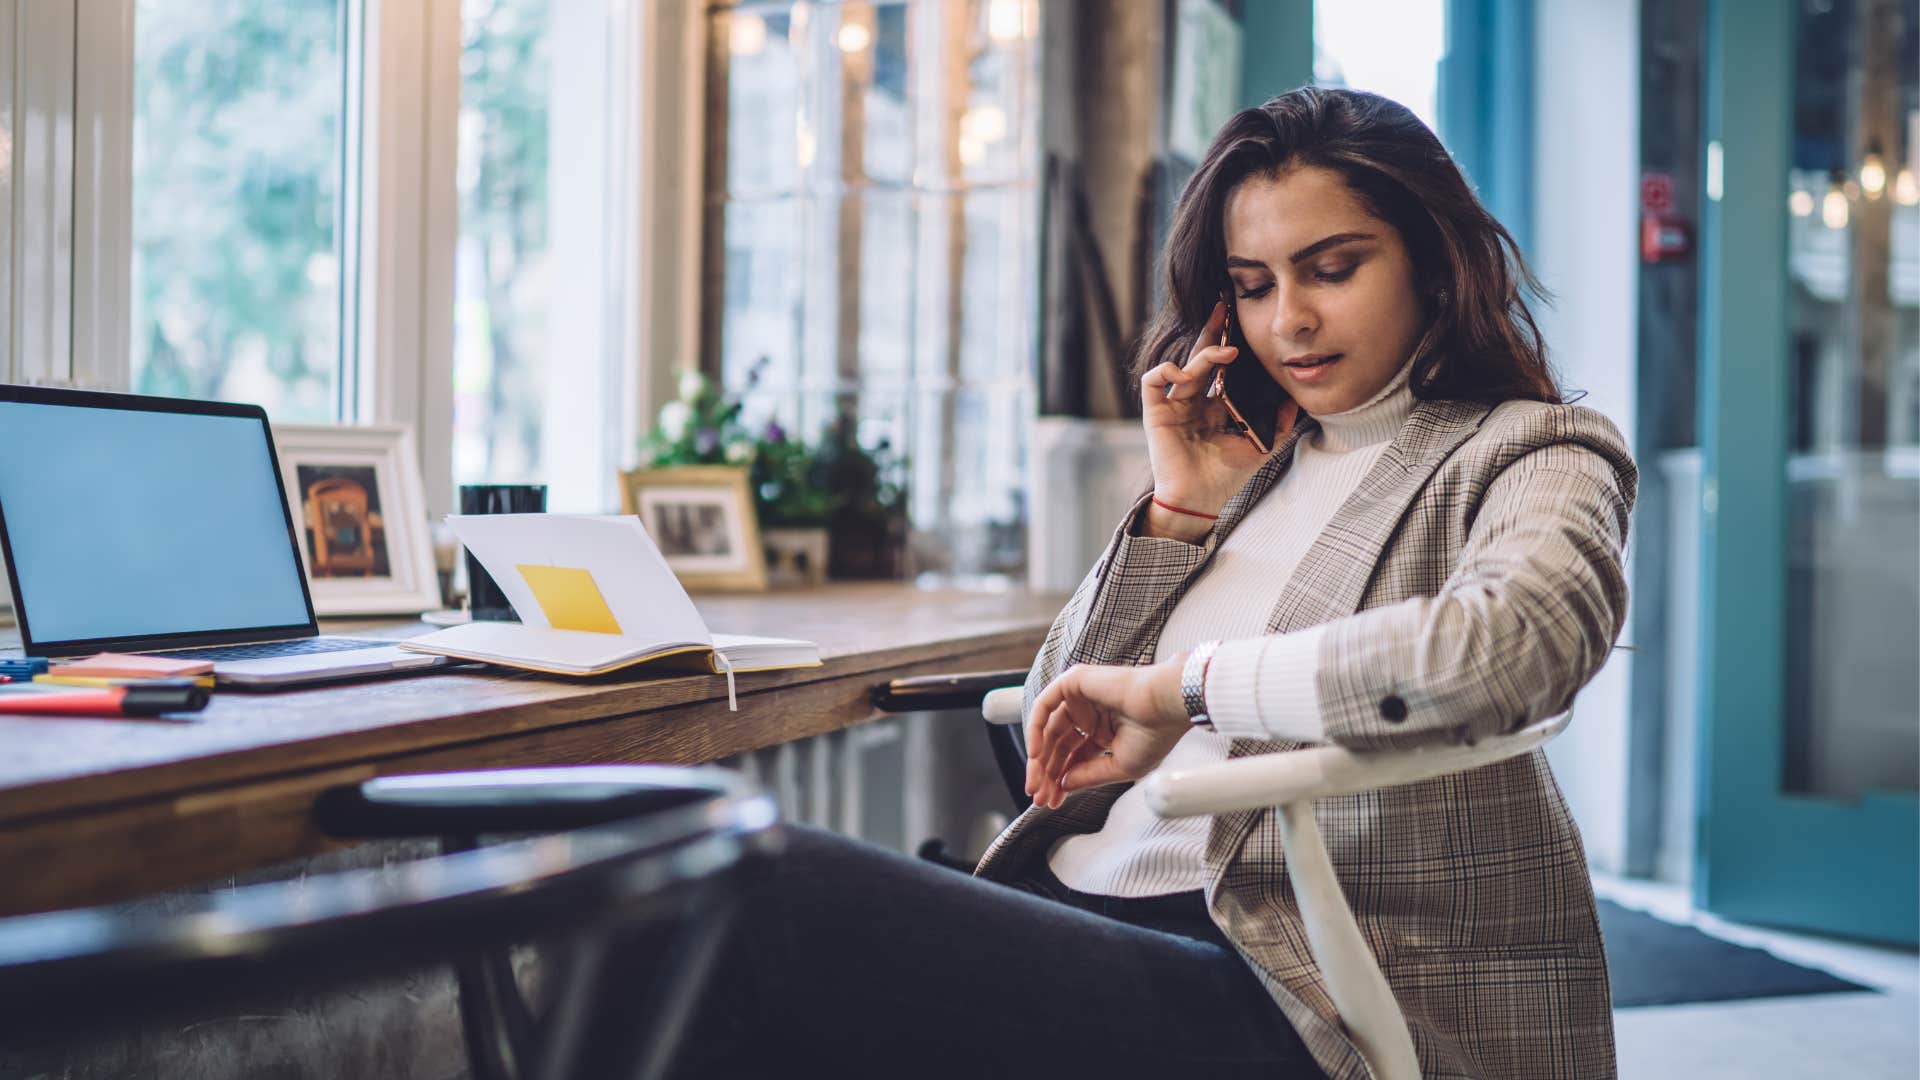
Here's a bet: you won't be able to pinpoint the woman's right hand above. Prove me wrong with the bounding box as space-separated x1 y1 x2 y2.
1137 300 1273 541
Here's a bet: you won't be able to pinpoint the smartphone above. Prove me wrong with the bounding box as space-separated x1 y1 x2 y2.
1216 290 1286 450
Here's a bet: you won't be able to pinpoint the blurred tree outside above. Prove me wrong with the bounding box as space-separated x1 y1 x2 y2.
452 0 551 486
130 0 345 422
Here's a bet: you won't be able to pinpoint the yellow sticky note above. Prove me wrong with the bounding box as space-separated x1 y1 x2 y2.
517 565 623 635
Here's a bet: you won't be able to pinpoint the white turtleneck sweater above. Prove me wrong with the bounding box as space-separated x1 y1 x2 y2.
1046 356 1419 897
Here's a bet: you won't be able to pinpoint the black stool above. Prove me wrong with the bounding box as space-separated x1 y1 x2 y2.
0 764 780 1080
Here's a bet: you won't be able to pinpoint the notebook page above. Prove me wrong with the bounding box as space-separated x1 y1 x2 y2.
446 513 711 647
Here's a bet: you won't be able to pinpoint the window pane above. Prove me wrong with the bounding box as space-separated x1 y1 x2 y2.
708 0 1041 579
1313 0 1444 132
718 6 803 199
1779 0 1919 799
130 0 348 422
453 0 552 489
856 190 914 383
861 2 912 185
718 197 805 399
456 0 633 512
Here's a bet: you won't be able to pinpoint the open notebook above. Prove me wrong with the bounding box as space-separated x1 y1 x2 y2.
401 515 820 697
403 624 816 678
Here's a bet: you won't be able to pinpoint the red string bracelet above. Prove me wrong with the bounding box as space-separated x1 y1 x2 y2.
1151 495 1219 521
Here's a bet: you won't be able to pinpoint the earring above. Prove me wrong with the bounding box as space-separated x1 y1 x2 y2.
1434 287 1451 306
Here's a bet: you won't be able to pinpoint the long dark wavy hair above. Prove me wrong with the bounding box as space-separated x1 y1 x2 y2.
1135 86 1562 418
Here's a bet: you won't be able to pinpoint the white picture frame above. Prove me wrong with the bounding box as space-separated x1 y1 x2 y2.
272 424 442 616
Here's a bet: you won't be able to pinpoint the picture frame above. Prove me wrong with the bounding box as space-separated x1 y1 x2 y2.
618 465 768 592
272 424 443 616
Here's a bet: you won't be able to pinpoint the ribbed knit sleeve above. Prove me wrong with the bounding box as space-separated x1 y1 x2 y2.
1204 625 1328 741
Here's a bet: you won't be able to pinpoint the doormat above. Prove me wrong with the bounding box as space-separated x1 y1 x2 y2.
1601 898 1873 1008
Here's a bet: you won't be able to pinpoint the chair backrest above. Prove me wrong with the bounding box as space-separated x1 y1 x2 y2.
1141 710 1575 816
0 765 780 1080
1142 709 1577 1080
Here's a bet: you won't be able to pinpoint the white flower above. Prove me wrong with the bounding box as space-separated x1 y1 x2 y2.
678 369 708 402
724 440 753 464
657 400 692 441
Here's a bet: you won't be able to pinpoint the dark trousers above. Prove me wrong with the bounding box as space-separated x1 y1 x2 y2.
673 824 1325 1079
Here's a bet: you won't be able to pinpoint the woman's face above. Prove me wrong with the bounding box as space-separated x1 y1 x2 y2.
1222 165 1427 416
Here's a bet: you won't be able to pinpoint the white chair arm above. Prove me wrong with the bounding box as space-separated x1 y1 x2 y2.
982 686 1026 727
1141 711 1572 819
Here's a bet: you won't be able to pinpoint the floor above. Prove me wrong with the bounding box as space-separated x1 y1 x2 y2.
1594 873 1920 1079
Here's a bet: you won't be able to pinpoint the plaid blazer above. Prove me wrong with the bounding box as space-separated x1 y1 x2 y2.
975 397 1637 1080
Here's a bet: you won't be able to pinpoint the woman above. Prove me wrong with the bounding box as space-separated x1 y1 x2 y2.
679 87 1633 1080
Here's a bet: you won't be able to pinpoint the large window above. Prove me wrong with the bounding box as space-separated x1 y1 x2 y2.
453 0 552 488
1314 0 1445 132
707 0 1040 576
452 0 640 511
115 0 644 514
129 0 354 423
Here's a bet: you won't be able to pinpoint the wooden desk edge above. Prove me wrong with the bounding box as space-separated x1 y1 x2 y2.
0 630 1044 916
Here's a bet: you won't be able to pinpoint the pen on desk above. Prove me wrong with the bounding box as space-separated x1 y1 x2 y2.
0 680 211 716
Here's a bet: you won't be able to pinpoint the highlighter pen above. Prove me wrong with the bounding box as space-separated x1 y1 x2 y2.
0 681 211 716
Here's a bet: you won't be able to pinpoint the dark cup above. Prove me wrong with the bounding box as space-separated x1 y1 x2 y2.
459 483 547 621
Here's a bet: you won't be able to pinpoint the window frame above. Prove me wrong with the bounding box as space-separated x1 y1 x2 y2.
1 0 81 389
39 0 697 519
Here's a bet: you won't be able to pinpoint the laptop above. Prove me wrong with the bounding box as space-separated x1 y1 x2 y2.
0 384 450 688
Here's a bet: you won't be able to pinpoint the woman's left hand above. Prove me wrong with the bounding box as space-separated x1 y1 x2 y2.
1024 655 1193 809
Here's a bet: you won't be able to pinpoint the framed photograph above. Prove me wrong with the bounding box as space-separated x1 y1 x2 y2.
272 424 443 616
619 465 768 592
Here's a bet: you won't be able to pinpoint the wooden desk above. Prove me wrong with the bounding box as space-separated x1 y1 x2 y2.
0 584 1064 916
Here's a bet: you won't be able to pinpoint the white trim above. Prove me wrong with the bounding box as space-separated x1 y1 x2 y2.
9 0 74 387
0 0 15 385
356 0 425 432
0 1 13 616
544 0 630 512
416 0 458 517
357 0 459 517
71 0 133 392
338 0 368 421
632 0 707 447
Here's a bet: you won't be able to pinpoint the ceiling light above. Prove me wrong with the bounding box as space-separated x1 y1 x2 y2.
730 13 766 56
1821 178 1849 230
836 21 872 53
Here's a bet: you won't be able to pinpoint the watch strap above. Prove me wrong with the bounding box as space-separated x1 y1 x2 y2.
1181 640 1223 729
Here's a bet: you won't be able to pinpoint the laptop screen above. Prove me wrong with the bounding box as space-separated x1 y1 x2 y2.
0 393 315 650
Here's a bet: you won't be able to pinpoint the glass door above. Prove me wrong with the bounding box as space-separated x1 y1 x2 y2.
1695 0 1918 944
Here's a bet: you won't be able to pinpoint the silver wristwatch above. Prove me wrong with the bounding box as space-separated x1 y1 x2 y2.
1180 639 1222 729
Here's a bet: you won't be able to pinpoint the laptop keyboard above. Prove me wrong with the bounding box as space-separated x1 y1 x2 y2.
161 638 390 662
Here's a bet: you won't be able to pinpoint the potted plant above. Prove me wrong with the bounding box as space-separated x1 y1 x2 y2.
633 370 757 472
629 367 910 585
751 420 835 587
815 414 909 580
